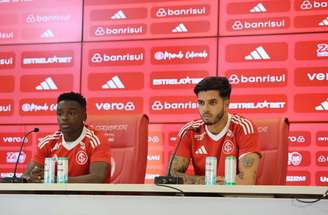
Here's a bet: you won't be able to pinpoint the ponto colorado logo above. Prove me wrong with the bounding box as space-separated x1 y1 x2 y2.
88 72 144 91
21 50 74 68
229 95 287 113
294 67 328 87
226 68 287 88
225 43 288 62
288 131 311 146
316 131 328 146
89 48 145 66
150 71 207 89
19 98 57 116
152 4 209 18
297 0 328 11
25 13 71 24
288 151 310 167
294 94 328 112
92 24 146 37
286 171 310 185
151 46 209 65
150 96 198 114
295 41 328 60
227 17 289 32
0 52 15 69
87 97 143 114
316 151 328 166
0 99 14 116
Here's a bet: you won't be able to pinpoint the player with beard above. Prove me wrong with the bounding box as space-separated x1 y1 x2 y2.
170 76 261 184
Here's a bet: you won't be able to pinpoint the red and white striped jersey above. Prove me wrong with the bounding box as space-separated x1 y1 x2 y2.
33 126 111 178
176 114 260 176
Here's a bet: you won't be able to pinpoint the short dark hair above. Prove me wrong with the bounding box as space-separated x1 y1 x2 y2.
57 92 87 110
193 76 231 99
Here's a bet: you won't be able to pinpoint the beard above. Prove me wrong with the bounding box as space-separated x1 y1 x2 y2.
202 109 225 126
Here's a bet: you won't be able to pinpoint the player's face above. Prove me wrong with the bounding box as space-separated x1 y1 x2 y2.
56 100 86 138
197 90 229 126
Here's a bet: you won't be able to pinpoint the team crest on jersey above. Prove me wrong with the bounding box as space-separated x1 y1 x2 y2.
194 132 205 141
222 140 234 154
76 150 88 165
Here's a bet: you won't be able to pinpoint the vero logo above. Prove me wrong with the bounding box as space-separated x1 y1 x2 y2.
294 67 328 87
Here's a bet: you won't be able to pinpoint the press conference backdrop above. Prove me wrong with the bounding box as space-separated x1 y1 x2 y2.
0 0 327 186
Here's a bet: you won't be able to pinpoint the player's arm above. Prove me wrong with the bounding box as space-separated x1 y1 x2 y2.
170 155 205 184
236 152 260 185
68 161 110 183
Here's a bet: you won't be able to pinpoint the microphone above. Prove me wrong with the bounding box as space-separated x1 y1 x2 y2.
1 128 39 183
154 126 199 184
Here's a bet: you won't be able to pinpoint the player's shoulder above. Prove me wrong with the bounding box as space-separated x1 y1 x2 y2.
85 126 108 148
38 130 61 149
230 114 256 135
178 119 204 138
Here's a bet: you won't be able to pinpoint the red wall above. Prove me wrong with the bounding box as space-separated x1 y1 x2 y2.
0 0 327 185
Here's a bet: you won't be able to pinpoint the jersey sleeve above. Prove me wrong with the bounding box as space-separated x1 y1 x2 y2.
236 122 261 158
90 132 111 164
32 137 52 165
175 129 193 159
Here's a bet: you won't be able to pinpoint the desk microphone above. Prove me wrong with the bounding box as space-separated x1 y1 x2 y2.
1 128 39 183
154 126 199 184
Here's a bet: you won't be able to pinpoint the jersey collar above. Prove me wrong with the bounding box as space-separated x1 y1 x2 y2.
61 126 87 151
205 114 231 141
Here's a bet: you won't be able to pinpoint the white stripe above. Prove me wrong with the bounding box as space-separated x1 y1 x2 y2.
178 120 203 137
86 130 101 148
231 117 248 134
234 115 251 134
86 133 96 148
231 115 254 135
38 134 60 148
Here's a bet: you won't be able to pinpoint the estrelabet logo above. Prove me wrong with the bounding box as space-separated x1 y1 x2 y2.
35 77 58 90
244 46 271 60
172 23 188 33
40 29 55 38
315 98 328 111
250 3 267 13
111 10 127 19
102 76 125 89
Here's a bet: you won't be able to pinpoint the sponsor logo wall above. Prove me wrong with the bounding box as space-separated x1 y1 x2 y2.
0 0 327 186
81 38 217 123
220 0 328 36
287 123 328 186
83 0 218 41
0 0 82 44
219 33 328 122
0 43 81 124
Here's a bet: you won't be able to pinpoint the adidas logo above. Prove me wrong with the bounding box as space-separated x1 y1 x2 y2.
250 3 267 13
319 17 328 26
35 77 58 90
102 76 125 89
172 23 188 33
244 46 271 60
111 10 127 19
315 99 328 111
195 145 208 155
40 29 55 38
